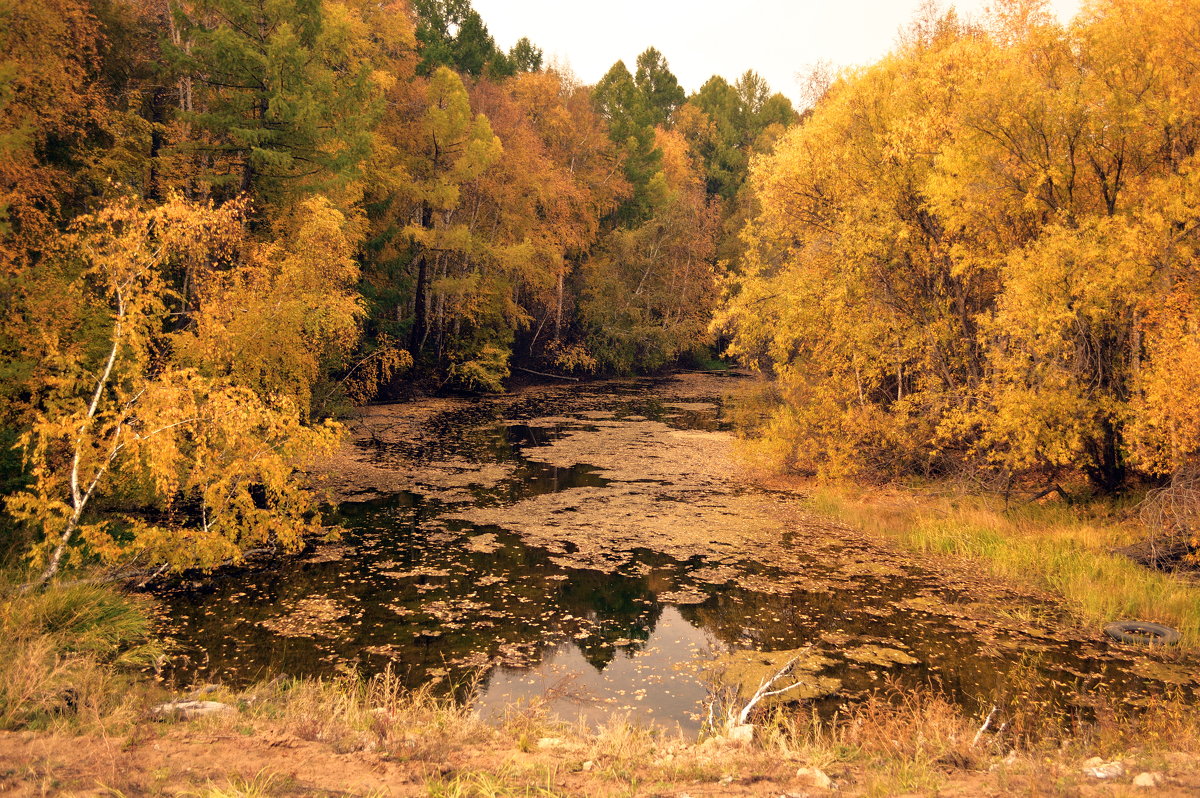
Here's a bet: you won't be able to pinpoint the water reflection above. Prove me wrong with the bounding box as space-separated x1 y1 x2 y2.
475 607 719 731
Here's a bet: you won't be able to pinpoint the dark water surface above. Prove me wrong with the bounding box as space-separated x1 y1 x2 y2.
156 376 1199 733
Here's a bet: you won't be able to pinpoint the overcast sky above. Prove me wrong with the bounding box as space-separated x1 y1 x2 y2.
472 0 1085 105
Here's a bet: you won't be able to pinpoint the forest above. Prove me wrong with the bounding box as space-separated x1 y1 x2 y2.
0 0 797 579
722 0 1200 502
5 1 1200 796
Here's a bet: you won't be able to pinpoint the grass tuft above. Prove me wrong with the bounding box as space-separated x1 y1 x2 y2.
0 579 160 730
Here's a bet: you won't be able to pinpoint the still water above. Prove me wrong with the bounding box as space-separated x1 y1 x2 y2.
156 374 1198 732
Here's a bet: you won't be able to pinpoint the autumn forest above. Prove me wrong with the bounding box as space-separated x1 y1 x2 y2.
1 0 801 579
5 1 1200 794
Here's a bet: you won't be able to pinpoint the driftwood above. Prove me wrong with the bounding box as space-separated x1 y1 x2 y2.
972 705 999 747
1027 483 1072 505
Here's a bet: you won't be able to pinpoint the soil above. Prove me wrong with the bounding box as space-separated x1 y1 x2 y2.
3 725 1200 796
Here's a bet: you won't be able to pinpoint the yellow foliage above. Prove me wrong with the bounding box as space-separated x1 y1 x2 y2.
179 195 365 415
5 195 350 584
719 0 1200 493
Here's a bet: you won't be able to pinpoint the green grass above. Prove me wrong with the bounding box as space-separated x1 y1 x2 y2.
0 579 161 730
807 485 1200 647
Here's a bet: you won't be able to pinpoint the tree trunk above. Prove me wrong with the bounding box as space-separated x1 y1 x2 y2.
555 272 564 340
408 202 434 354
1086 419 1127 493
409 252 428 354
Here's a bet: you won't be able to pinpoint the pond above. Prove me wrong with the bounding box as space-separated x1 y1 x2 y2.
156 372 1199 733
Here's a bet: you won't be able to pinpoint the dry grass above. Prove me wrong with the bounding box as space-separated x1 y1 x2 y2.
0 580 161 731
425 766 566 798
752 689 982 795
222 669 492 761
806 484 1200 647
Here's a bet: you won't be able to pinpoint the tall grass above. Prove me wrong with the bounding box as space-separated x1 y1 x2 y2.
231 669 489 759
807 485 1200 647
0 580 160 730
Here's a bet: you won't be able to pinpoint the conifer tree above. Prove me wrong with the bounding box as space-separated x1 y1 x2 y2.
167 0 378 203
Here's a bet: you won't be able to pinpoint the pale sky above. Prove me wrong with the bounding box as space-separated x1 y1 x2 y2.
472 0 1085 106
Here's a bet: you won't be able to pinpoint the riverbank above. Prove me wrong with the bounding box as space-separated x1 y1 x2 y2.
787 480 1200 650
5 372 1200 795
4 529 1200 795
3 643 1200 797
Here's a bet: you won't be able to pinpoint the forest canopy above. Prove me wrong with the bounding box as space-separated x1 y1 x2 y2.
12 0 1200 584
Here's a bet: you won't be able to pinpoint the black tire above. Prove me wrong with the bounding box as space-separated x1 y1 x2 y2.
1103 620 1181 646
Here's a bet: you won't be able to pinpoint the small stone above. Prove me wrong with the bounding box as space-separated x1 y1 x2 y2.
1133 772 1164 788
581 760 595 772
150 700 233 720
718 775 735 784
1083 760 1125 780
796 766 833 789
536 737 564 750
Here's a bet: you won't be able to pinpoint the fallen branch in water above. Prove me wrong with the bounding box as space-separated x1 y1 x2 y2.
515 366 579 382
972 705 999 747
18 544 283 592
736 655 806 725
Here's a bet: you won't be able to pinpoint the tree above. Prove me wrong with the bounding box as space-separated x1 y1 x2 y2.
175 195 366 416
412 0 504 78
508 37 544 73
594 60 660 223
717 9 992 479
634 47 685 128
684 72 797 201
684 77 745 199
6 196 341 586
167 0 380 203
401 66 502 371
467 71 627 372
581 127 720 372
715 0 1200 493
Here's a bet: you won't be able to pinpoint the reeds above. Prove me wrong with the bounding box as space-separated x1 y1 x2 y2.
0 580 159 730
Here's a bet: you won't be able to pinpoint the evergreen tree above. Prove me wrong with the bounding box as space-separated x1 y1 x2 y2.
508 37 544 73
634 47 685 127
168 0 378 203
412 0 503 78
594 60 660 223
